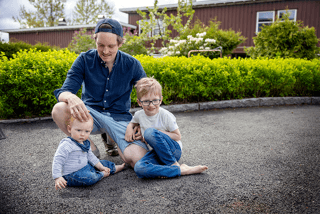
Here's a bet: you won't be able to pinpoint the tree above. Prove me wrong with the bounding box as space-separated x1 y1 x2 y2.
72 0 115 25
245 11 320 60
137 0 194 53
12 0 65 28
67 28 96 54
137 0 245 57
119 27 148 56
160 18 246 58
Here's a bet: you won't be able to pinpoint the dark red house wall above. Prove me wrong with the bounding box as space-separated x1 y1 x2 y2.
127 0 320 53
10 28 94 48
8 1 319 51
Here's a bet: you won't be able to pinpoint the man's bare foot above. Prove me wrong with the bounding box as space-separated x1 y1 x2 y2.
115 163 126 173
180 164 208 176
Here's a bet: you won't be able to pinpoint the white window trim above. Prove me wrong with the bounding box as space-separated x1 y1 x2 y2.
256 9 298 34
256 11 275 33
277 9 297 21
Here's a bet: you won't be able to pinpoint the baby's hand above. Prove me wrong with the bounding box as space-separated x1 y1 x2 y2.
102 167 110 177
55 177 67 190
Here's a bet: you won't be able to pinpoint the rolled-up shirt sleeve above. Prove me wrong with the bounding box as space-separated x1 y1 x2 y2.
54 53 85 101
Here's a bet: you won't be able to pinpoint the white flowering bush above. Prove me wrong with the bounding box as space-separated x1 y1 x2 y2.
159 32 218 58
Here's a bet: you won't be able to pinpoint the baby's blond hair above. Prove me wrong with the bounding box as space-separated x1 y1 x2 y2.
66 114 93 127
135 77 162 99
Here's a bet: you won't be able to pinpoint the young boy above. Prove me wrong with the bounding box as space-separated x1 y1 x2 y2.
125 77 208 179
52 115 125 189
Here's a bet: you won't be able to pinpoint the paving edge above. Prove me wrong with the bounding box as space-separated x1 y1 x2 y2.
0 97 319 124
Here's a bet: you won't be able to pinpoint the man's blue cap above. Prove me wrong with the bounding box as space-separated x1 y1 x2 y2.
95 18 123 37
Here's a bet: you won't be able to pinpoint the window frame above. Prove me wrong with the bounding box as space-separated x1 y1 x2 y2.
256 11 275 33
277 9 297 21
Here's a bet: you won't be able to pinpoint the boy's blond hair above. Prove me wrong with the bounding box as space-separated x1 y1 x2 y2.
135 77 162 99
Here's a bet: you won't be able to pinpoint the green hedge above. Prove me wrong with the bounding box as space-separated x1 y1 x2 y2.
134 55 320 105
0 41 57 59
0 49 77 119
0 49 319 119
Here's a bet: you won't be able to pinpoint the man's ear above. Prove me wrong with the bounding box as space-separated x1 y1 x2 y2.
67 125 71 134
160 96 163 104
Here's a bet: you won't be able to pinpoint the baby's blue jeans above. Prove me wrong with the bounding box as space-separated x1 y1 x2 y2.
63 160 115 187
134 128 182 179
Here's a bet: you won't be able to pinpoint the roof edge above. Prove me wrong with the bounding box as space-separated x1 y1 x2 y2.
1 21 136 33
119 0 282 14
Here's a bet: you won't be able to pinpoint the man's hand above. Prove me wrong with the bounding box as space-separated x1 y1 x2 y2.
65 93 90 122
125 123 135 142
55 177 67 190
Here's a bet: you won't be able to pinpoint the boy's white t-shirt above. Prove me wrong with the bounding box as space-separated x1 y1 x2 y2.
131 107 182 149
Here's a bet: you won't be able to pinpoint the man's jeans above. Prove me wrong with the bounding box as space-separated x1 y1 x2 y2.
134 128 182 179
87 105 149 153
63 160 115 187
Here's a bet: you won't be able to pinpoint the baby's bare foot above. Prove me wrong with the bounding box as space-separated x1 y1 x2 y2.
172 162 180 167
103 170 110 178
115 163 126 173
180 164 208 176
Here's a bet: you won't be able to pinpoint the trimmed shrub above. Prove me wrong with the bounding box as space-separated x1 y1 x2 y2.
0 49 77 119
134 55 320 104
0 41 58 59
1 50 319 119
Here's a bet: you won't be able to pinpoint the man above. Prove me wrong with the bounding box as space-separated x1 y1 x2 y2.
52 18 148 168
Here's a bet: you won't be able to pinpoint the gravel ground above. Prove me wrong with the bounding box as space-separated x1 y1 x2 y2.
0 105 319 213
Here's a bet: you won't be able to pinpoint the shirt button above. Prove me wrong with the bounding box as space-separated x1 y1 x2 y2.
103 108 105 110
104 100 106 102
106 89 108 92
107 78 109 80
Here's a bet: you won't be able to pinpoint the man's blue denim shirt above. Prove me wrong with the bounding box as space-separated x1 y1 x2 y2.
54 49 146 121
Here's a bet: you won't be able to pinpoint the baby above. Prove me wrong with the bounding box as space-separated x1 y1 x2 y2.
52 114 125 189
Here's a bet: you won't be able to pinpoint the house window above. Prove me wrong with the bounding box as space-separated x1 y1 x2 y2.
256 9 297 33
256 11 275 33
277 9 297 21
139 19 164 37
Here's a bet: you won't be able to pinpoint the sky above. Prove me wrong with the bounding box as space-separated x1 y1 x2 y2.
0 0 182 42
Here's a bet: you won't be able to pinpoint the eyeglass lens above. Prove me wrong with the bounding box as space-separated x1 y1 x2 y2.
141 99 160 106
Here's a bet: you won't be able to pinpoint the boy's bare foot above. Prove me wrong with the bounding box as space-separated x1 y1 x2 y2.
115 163 126 173
180 164 208 176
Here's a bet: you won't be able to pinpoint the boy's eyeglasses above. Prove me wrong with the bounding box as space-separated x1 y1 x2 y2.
139 99 161 106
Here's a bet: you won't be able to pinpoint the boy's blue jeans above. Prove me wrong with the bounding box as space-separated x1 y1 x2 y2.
63 160 115 187
134 128 182 179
